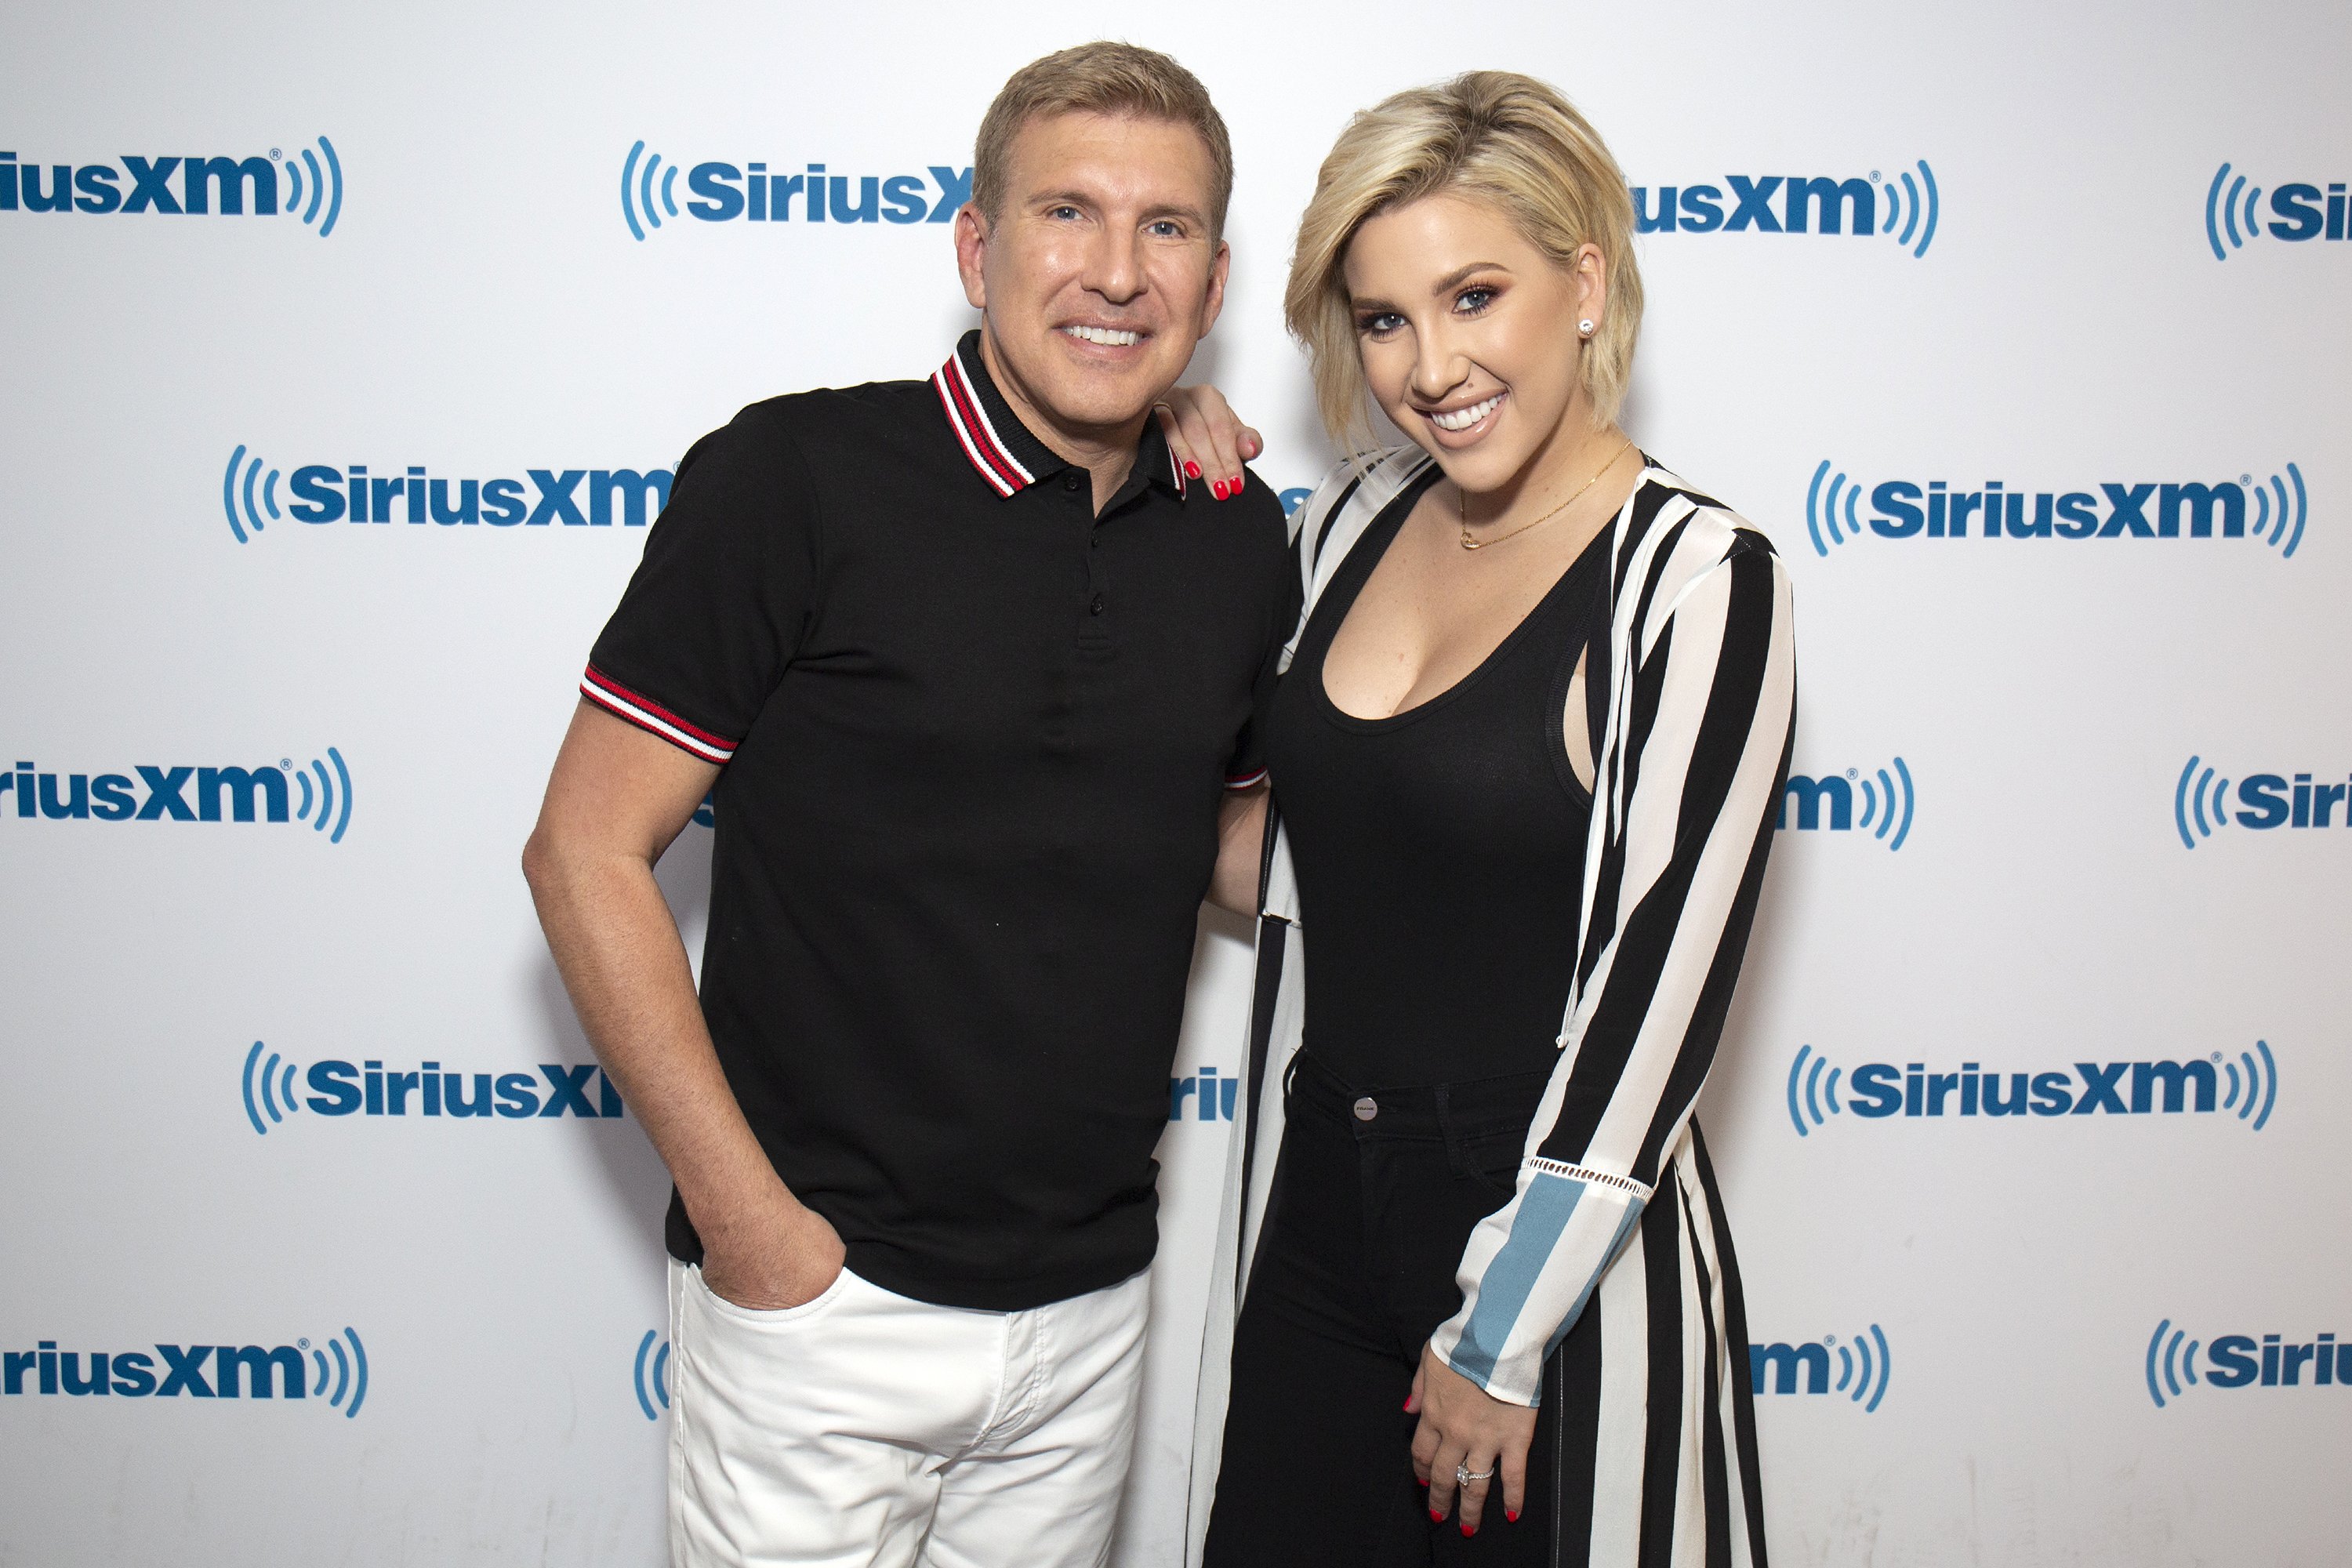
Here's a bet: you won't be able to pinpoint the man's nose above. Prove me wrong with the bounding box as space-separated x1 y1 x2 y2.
1081 227 1145 305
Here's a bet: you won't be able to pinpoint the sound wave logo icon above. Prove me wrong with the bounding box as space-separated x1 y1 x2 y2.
1877 162 1940 258
241 1041 299 1135
1784 1044 1843 1137
2174 755 2233 848
274 136 343 238
1777 760 1914 849
307 1328 369 1417
2205 163 2263 260
1748 1325 1893 1412
220 445 278 543
633 1330 672 1421
292 750 354 842
2225 1040 2280 1131
2147 1319 2201 1407
619 142 680 241
1805 460 2307 557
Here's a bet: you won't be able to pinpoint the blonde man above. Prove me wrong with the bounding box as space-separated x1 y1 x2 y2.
524 42 1290 1567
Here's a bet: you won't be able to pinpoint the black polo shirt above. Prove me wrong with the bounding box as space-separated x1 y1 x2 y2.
582 331 1295 1309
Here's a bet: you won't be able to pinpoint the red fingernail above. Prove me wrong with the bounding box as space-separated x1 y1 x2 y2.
1506 1509 1520 1523
1461 1523 1477 1538
1429 1508 1445 1523
1416 1476 1428 1487
1212 480 1229 499
1184 460 1201 479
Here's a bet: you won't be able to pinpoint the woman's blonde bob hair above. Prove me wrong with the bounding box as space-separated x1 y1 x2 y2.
1285 71 1642 451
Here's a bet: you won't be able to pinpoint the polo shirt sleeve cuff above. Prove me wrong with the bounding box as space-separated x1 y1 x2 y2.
579 664 739 764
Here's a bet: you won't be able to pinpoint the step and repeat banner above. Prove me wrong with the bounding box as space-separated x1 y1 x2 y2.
2 1 2344 1563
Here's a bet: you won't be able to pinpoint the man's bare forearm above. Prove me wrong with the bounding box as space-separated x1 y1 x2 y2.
523 833 797 1238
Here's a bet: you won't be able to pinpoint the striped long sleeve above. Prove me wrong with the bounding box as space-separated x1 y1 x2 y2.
1428 490 1796 1407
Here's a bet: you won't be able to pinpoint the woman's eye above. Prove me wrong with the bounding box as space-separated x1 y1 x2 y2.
1456 287 1497 314
1357 311 1406 336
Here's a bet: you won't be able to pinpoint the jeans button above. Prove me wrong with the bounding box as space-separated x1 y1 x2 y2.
1352 1096 1377 1122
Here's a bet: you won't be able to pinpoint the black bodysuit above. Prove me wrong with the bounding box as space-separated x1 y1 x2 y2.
1262 467 1613 1089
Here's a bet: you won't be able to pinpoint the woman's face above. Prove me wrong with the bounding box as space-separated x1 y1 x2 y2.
1342 192 1606 495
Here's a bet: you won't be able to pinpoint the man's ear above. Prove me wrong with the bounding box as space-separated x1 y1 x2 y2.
954 203 989 310
1196 238 1232 337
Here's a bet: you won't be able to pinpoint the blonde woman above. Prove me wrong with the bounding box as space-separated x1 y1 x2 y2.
1163 73 1793 1566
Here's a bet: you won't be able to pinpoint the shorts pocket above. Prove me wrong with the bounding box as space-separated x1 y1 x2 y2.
687 1261 855 1329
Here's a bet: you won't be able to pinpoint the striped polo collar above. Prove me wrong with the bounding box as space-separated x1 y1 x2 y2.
931 328 1187 499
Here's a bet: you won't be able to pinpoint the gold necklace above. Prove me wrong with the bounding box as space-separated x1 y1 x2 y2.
1458 437 1635 551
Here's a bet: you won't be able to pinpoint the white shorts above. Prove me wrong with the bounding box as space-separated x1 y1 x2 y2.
666 1257 1149 1568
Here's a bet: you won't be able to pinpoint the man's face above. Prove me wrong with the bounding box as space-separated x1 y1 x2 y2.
956 111 1229 441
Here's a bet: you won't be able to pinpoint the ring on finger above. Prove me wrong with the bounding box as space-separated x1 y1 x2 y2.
1456 1461 1497 1486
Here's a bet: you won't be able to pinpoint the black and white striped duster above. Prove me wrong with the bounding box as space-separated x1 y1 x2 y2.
1187 448 1795 1566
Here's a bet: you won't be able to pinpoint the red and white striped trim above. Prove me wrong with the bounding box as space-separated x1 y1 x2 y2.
1224 765 1268 791
1166 441 1188 497
931 347 1035 498
580 666 737 764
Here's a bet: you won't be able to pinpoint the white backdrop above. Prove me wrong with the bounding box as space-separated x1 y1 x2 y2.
2 2 2347 1563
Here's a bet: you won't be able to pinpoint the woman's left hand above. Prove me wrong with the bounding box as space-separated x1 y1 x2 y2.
1152 384 1263 500
1410 1341 1538 1536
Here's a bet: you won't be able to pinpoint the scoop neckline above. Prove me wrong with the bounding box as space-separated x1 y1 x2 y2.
1314 468 1632 735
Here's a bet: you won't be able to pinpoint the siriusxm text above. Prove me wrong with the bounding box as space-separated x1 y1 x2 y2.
9 1342 305 1398
304 1060 625 1120
2205 1333 2350 1387
681 162 969 225
285 465 673 528
7 762 294 822
3 153 281 215
1861 479 2275 539
1850 1059 2234 1118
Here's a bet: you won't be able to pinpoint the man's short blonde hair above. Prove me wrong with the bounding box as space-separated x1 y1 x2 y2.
1284 71 1643 450
974 42 1233 236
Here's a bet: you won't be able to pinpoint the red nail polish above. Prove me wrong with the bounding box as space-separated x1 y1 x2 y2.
1213 480 1229 499
1416 1476 1428 1487
1461 1523 1476 1538
1429 1508 1445 1523
1506 1509 1519 1523
1184 460 1201 479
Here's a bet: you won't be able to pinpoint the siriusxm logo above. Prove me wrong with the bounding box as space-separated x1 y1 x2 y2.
222 447 671 544
633 1331 673 1421
1805 460 2309 559
2205 164 2350 260
1748 1324 1892 1413
2175 757 2352 848
4 1327 367 1417
619 143 968 241
1785 1041 2278 1136
2147 1319 2349 1408
1631 162 1939 257
239 1041 625 1134
1777 760 1915 851
2 751 351 843
1171 1067 1239 1122
1 139 341 236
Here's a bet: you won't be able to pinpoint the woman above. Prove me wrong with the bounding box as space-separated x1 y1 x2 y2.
1163 73 1794 1566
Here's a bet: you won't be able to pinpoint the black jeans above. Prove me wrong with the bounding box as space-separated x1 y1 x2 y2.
1204 1048 1562 1566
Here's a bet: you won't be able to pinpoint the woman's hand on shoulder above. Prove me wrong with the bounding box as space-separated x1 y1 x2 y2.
1153 384 1261 501
1409 1341 1538 1537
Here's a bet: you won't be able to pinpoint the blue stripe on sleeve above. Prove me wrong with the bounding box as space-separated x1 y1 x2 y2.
1448 1172 1584 1387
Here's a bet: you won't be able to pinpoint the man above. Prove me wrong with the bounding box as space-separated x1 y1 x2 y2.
522 42 1290 1568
